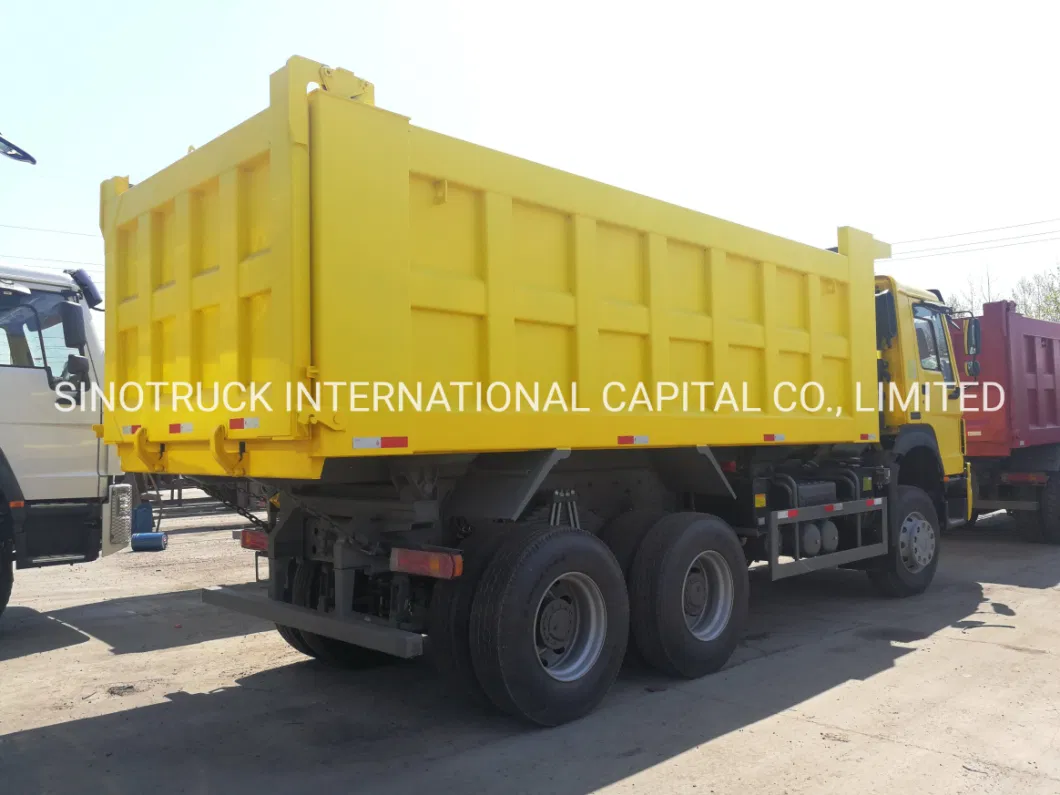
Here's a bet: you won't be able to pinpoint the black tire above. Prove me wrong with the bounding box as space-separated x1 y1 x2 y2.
426 526 510 704
292 560 393 669
276 623 316 657
629 512 749 679
0 545 12 620
598 510 664 578
1037 476 1060 544
867 485 940 597
469 525 628 726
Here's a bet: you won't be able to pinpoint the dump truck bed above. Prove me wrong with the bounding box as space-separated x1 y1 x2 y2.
957 301 1060 457
100 57 881 480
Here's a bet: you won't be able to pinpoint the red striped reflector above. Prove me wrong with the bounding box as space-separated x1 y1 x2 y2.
764 433 786 442
353 436 409 450
777 509 799 519
228 417 260 430
121 424 141 435
168 423 193 434
617 435 649 445
859 433 877 441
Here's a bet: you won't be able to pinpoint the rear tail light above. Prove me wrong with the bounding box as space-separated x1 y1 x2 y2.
240 529 269 551
389 548 463 579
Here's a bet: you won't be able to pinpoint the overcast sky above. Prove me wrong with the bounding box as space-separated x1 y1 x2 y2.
3 1 1058 322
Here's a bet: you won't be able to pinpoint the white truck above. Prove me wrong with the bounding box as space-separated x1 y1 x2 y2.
0 264 132 617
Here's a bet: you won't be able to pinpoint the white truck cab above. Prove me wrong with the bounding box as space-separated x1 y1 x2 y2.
0 264 131 618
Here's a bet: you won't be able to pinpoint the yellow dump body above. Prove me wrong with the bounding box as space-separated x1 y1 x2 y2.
101 57 884 480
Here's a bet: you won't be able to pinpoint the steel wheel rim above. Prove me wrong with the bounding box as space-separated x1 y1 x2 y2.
682 550 734 641
899 510 936 573
534 572 607 682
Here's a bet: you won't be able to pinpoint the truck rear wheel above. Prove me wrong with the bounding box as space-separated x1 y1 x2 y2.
469 525 628 726
1037 476 1060 544
0 543 12 620
292 560 392 669
629 513 748 678
867 485 940 597
426 526 509 704
276 624 315 657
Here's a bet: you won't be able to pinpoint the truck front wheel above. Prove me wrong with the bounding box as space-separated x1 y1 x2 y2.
469 525 628 726
629 513 748 678
868 485 940 597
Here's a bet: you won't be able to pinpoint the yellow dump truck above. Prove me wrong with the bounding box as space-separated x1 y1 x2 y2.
99 57 976 726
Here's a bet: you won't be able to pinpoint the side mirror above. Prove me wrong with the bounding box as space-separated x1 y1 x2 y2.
965 360 981 379
66 354 91 376
875 290 898 349
58 301 87 349
965 317 981 357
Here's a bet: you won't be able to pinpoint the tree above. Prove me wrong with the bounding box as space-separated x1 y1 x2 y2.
948 269 1002 315
1012 264 1060 322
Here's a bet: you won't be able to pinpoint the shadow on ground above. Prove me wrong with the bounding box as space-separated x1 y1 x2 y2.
0 582 270 662
3 517 1058 795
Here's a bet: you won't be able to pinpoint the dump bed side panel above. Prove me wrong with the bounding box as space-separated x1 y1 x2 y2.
309 91 880 464
960 301 1060 456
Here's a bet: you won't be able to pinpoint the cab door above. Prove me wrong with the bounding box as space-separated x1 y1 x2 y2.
910 303 966 477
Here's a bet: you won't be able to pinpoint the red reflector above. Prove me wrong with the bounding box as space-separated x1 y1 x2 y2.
764 434 776 442
617 435 635 445
865 498 875 506
721 460 737 473
169 423 181 434
788 509 798 518
390 548 463 579
825 504 836 513
240 529 268 551
229 418 245 430
1001 472 1047 485
380 436 409 449
9 500 24 509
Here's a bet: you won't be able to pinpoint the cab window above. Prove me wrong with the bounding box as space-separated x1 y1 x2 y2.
0 289 84 377
913 305 954 382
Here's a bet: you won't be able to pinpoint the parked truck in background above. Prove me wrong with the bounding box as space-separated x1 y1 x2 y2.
0 134 132 621
0 265 132 618
98 57 973 726
954 300 1060 542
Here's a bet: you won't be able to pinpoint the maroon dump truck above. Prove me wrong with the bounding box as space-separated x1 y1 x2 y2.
954 300 1060 542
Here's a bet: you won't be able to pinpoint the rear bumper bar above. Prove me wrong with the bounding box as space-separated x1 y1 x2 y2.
201 585 424 659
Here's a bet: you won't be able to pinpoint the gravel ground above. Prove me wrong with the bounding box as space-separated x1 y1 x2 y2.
2 510 1059 794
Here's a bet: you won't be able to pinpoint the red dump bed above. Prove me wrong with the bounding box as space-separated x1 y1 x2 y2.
956 301 1060 457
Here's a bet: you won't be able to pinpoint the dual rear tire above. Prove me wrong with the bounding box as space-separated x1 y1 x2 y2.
429 512 749 726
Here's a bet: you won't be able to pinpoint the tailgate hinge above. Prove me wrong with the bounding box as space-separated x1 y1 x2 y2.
210 425 247 477
133 427 165 472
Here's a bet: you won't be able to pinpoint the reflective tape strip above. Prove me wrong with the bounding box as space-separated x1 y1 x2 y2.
121 425 141 435
617 435 649 445
865 497 883 507
229 417 260 430
777 509 798 519
353 436 409 449
967 431 982 437
859 433 876 441
764 433 786 442
168 423 193 434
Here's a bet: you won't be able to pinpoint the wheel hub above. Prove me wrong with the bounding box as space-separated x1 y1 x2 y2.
899 511 936 573
681 550 735 642
684 570 707 615
534 572 607 682
539 597 575 649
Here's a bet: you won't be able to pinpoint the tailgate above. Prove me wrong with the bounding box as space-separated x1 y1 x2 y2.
99 58 372 474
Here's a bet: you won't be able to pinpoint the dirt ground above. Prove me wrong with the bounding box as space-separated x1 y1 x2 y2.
2 510 1059 795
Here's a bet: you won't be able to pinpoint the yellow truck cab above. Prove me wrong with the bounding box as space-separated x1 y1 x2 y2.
100 57 971 727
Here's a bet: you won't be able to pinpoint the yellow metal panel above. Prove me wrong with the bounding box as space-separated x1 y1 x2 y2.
103 57 884 479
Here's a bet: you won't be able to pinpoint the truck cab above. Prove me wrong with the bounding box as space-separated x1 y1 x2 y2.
0 264 131 618
875 275 973 527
